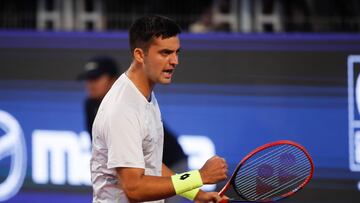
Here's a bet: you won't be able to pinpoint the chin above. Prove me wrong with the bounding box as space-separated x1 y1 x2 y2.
159 79 172 85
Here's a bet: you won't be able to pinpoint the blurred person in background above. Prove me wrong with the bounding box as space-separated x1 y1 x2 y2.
189 8 213 33
77 55 189 203
77 56 121 140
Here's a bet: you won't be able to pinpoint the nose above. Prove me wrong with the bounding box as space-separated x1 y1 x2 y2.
169 53 179 66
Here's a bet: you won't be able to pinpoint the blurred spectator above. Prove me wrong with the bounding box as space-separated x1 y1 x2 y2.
189 8 214 33
189 6 232 33
281 0 311 32
77 56 120 139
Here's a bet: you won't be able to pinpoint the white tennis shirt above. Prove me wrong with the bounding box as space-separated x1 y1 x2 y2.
91 73 164 203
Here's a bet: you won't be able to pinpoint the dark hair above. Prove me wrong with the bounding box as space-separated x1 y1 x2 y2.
129 15 181 54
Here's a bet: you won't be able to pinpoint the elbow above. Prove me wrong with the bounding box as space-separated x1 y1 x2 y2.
123 183 144 202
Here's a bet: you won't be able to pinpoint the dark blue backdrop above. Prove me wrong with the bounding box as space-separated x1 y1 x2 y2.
0 80 357 202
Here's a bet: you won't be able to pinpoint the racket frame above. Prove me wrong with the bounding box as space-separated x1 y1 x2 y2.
219 140 314 202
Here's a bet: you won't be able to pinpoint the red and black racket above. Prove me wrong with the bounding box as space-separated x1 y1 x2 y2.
219 140 314 202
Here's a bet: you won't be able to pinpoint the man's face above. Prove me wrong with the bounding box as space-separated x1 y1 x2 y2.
85 74 115 100
143 35 180 85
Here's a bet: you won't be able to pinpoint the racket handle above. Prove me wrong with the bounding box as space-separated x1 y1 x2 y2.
219 199 229 203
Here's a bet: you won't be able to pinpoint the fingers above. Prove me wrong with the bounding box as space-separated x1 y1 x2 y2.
195 191 229 203
219 195 229 203
213 192 230 203
224 161 228 179
208 192 222 203
218 198 229 203
214 156 229 180
215 156 228 169
219 156 228 180
200 155 229 184
214 193 222 203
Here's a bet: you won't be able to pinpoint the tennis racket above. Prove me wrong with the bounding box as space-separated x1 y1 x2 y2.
219 140 314 202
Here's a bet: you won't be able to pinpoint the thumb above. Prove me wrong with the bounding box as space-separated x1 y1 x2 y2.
218 194 229 203
209 192 221 203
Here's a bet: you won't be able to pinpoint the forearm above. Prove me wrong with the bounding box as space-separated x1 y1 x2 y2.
124 164 179 201
117 166 203 202
123 174 176 201
117 159 221 202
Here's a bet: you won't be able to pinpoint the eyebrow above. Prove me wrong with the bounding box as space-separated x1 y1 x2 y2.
159 47 181 54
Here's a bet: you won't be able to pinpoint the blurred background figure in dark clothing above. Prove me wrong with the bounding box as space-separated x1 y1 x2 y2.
77 56 121 139
163 125 187 172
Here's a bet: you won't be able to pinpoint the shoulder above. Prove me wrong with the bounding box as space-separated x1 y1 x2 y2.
102 75 141 109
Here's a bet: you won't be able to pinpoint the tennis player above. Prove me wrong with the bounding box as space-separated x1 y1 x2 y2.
91 15 228 203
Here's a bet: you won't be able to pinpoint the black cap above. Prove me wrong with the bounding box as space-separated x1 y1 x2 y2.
77 56 120 80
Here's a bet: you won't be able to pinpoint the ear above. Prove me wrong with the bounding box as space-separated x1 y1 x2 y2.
133 48 145 63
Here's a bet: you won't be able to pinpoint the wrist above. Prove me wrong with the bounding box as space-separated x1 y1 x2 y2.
199 169 207 184
171 170 203 194
179 188 200 201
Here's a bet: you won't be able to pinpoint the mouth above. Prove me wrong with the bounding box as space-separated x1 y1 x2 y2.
162 69 174 78
163 69 173 73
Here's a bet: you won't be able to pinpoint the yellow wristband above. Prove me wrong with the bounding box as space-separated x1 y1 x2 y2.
171 170 203 194
179 188 200 201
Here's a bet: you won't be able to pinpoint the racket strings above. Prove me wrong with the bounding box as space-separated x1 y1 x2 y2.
256 170 309 200
237 145 292 173
248 163 310 200
239 144 291 171
237 149 308 188
236 149 308 195
234 144 311 201
236 150 308 198
238 148 309 199
236 144 296 184
240 152 310 200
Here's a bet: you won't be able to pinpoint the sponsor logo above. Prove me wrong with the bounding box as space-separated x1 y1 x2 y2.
348 55 360 172
180 173 190 180
0 111 27 201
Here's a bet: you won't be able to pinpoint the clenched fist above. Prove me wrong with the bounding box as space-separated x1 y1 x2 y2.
199 155 228 184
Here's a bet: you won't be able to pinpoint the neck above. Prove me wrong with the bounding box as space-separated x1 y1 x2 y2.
126 62 154 100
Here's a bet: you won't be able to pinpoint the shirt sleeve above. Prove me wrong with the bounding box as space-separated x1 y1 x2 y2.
105 109 145 169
